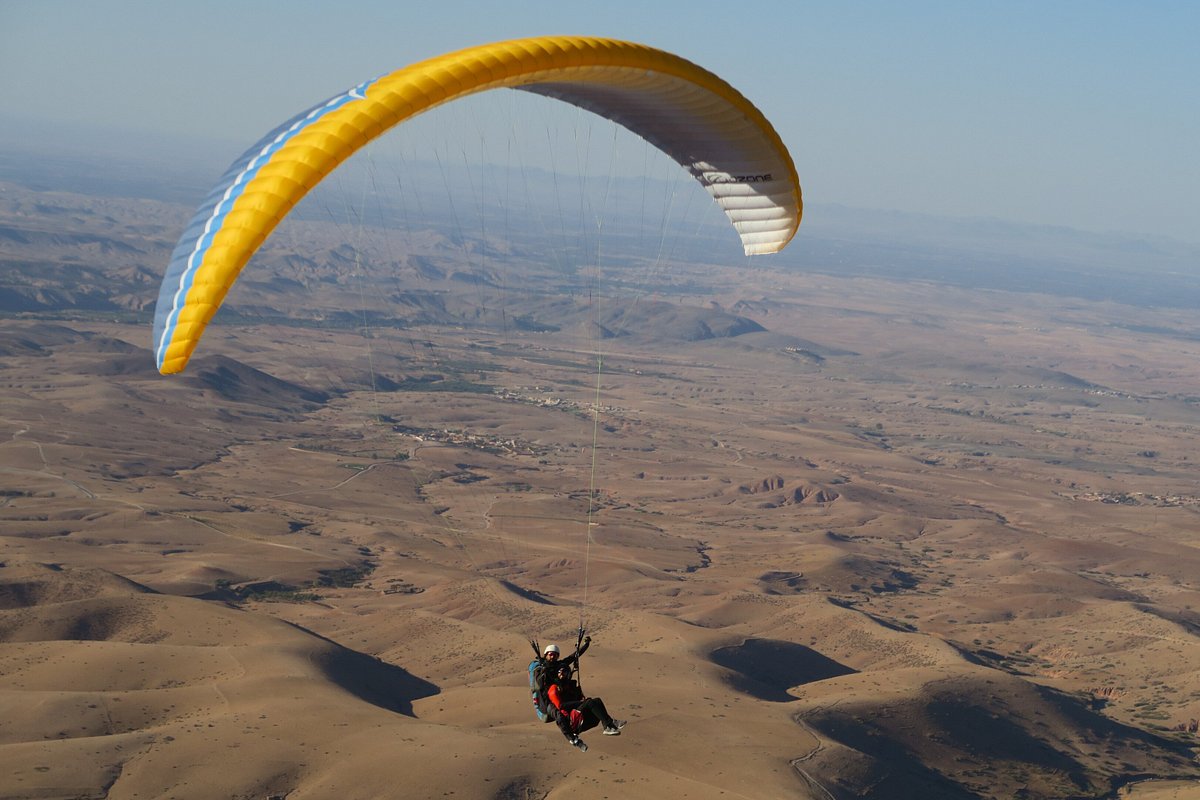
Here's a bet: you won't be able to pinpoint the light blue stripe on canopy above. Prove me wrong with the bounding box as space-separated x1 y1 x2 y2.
152 78 378 369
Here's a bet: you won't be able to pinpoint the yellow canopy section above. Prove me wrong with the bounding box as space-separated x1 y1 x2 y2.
153 35 802 374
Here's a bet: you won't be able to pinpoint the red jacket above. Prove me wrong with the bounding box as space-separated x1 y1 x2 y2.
548 680 585 732
548 681 581 711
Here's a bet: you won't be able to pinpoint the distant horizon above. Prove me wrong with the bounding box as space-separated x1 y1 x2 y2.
3 113 1198 257
4 127 1199 316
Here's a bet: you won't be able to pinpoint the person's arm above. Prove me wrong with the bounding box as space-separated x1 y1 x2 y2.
563 636 591 668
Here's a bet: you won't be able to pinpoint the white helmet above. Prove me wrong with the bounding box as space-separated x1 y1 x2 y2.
543 644 560 656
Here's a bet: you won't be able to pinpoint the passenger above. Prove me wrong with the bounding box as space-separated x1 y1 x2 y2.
548 664 625 750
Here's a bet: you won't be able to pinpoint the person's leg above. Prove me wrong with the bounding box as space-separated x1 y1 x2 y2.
576 704 601 734
578 695 624 734
588 697 627 734
556 710 575 739
580 697 614 728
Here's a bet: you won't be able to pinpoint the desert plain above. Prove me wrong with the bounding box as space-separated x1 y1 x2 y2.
2 159 1200 800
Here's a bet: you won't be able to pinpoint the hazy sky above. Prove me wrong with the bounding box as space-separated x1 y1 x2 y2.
2 1 1197 243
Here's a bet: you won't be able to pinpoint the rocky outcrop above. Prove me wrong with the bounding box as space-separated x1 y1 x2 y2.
737 476 839 507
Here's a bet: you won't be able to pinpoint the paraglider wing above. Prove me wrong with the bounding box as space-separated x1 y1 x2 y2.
153 35 802 375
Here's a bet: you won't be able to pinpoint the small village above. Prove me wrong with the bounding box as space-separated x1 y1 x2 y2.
1076 490 1200 508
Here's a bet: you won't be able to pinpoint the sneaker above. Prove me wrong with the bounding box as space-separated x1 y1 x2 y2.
603 719 626 735
570 737 588 752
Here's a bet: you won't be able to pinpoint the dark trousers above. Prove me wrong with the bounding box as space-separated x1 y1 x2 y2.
557 696 614 737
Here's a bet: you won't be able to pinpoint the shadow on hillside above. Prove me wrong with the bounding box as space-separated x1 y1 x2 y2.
312 643 440 717
800 679 1200 799
803 711 985 800
710 638 857 702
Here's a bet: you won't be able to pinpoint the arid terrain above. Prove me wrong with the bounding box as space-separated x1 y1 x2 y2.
2 163 1200 800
